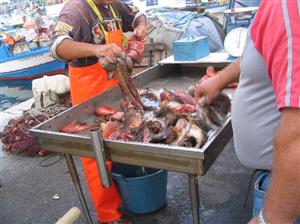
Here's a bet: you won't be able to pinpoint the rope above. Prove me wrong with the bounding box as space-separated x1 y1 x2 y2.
39 154 64 168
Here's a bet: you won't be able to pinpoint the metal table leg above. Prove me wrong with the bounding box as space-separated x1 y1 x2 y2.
188 174 200 224
65 154 93 224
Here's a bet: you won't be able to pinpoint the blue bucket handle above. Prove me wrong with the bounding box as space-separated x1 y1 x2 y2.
112 173 127 183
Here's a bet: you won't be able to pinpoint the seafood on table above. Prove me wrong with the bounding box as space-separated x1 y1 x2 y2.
114 57 144 111
61 87 231 149
61 39 231 148
125 39 145 65
98 39 145 111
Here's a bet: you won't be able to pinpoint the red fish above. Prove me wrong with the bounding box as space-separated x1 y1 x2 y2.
96 106 117 116
171 104 197 114
126 39 145 64
61 123 93 133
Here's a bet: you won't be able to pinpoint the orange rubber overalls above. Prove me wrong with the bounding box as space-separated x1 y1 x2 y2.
68 2 127 223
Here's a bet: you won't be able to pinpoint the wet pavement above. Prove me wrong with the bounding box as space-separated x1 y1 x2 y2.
0 139 254 224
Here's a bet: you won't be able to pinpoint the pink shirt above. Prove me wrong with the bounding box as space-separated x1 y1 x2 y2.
251 0 300 109
232 0 300 169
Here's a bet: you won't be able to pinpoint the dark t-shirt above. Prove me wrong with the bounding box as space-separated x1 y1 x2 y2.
51 0 136 67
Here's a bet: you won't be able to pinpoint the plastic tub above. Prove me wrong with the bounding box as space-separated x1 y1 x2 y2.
112 163 168 214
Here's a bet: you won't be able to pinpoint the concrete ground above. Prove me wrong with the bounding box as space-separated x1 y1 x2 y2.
0 138 255 224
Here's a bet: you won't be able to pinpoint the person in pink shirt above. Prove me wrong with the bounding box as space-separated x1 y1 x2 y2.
195 0 300 223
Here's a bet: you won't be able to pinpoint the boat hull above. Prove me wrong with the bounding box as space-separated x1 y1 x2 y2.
0 52 66 81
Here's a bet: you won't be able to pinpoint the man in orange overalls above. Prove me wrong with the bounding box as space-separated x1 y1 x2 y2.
50 1 147 223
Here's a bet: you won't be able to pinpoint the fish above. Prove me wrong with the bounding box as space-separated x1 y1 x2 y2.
61 123 94 133
139 88 164 110
95 106 118 116
186 122 207 148
114 57 144 111
143 117 165 134
171 118 207 148
91 87 229 149
195 93 231 131
126 39 145 64
110 111 125 121
160 101 182 110
192 108 219 132
210 93 231 119
172 118 191 146
98 52 144 112
172 89 199 110
171 104 197 115
101 121 134 141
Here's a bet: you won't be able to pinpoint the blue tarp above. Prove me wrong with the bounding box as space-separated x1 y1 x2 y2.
147 7 224 52
147 7 198 32
180 16 224 52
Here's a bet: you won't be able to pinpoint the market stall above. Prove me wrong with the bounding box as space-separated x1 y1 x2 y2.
30 60 234 224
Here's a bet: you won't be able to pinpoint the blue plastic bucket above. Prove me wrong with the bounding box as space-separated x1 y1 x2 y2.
112 163 168 214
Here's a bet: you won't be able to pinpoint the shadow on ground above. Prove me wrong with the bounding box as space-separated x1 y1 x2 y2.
0 139 254 224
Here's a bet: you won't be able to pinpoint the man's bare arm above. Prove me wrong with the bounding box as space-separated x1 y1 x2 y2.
262 108 300 223
133 15 147 41
217 57 241 87
55 39 122 63
133 14 147 28
195 58 241 104
56 39 98 60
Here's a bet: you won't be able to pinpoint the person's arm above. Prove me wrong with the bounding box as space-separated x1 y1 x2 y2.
55 39 122 63
195 58 240 104
50 4 123 63
133 14 147 28
132 15 147 41
249 108 300 224
116 0 147 41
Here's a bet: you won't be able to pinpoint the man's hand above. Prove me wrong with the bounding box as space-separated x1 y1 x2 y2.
95 43 122 63
133 25 147 42
195 59 241 104
195 67 223 104
195 75 223 104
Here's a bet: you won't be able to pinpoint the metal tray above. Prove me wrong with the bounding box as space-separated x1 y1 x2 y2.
30 63 233 176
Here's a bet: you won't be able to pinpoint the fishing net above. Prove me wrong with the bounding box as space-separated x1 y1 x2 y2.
0 94 71 157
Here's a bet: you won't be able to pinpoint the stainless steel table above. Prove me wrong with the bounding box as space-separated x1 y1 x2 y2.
31 62 233 224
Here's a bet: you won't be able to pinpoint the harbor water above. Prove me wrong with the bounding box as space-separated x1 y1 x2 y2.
0 80 33 111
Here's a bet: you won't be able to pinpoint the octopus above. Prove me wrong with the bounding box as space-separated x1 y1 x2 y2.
98 40 145 112
114 57 144 111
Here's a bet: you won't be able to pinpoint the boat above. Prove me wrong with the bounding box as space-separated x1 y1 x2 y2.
0 29 65 81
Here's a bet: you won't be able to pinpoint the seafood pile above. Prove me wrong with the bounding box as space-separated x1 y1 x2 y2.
96 88 230 148
0 93 72 157
62 88 231 149
61 39 230 148
0 112 48 157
